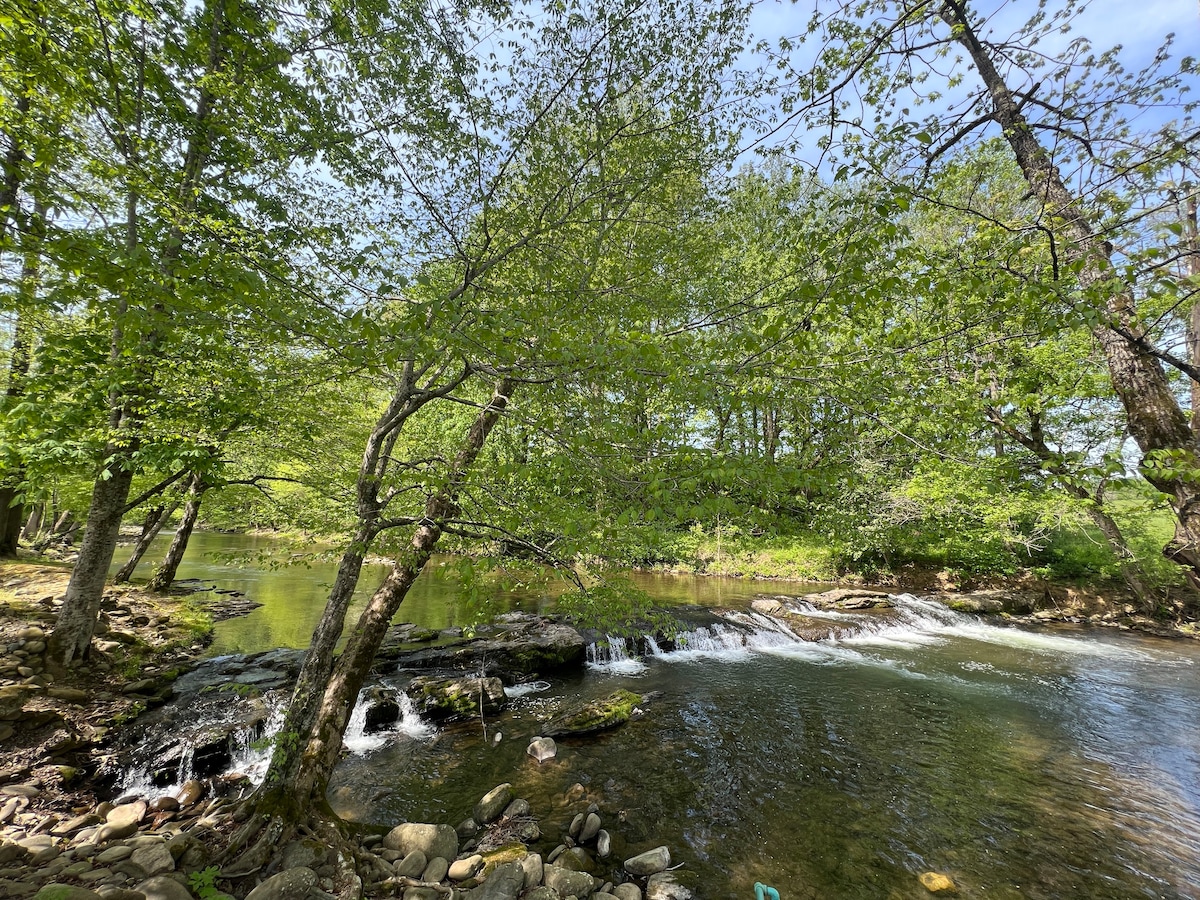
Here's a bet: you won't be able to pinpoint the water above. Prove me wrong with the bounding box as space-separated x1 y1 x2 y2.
115 533 1200 899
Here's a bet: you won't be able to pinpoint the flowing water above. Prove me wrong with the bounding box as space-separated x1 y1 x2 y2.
114 533 1200 899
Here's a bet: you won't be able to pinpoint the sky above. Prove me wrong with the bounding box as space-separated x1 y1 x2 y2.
736 0 1199 166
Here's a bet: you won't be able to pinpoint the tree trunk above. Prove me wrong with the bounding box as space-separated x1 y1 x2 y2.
46 465 135 666
943 0 1200 590
113 502 177 583
1184 194 1199 435
147 475 207 592
1079 501 1152 610
21 504 42 542
230 378 516 869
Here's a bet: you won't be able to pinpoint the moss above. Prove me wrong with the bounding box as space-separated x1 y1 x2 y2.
545 689 642 736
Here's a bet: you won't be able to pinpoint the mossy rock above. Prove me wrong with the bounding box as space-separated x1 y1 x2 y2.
406 675 505 721
479 842 529 879
542 689 643 737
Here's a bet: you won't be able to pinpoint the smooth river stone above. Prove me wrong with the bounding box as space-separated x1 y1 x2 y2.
624 846 670 876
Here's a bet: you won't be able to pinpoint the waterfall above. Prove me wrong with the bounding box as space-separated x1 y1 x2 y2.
586 634 648 674
343 689 435 754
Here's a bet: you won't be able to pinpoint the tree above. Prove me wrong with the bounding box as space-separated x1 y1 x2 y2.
774 0 1200 593
221 0 751 871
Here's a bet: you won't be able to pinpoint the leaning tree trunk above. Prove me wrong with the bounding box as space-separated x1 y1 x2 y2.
21 504 42 542
224 378 517 873
943 0 1200 592
46 464 136 665
113 501 179 583
147 474 207 592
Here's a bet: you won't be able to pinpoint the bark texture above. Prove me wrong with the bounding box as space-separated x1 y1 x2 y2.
46 467 135 665
943 0 1200 590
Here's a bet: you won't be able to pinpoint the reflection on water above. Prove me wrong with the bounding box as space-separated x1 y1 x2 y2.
110 530 826 654
114 532 1200 899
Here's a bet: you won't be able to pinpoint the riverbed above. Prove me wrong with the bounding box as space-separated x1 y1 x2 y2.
114 532 1200 899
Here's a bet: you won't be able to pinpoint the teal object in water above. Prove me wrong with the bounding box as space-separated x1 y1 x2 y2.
755 883 780 900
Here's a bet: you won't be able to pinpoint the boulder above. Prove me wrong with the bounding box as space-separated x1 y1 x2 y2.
421 856 449 883
280 839 328 871
382 823 458 862
130 842 175 876
802 588 891 610
502 799 530 819
98 802 146 842
613 884 642 900
394 850 428 878
470 861 526 900
377 616 587 678
646 872 692 900
624 847 670 877
134 876 195 900
526 737 557 763
448 855 484 881
405 676 505 722
542 864 597 899
579 813 601 843
474 784 514 825
520 852 543 890
32 888 105 900
243 867 318 900
543 690 643 737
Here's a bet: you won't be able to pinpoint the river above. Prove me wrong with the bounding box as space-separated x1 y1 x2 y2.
112 532 1200 899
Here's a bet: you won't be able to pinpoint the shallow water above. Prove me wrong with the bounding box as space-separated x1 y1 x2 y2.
115 534 1200 899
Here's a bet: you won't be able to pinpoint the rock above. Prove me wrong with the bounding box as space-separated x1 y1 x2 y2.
469 861 525 900
51 814 102 836
176 780 205 807
456 818 479 838
542 864 596 899
0 783 41 798
100 802 147 842
646 873 692 900
542 690 643 737
526 737 557 763
95 846 133 865
134 876 195 900
403 889 441 900
519 853 543 890
130 843 175 877
803 588 892 610
406 676 505 722
0 724 13 742
421 856 449 883
382 824 457 862
280 839 327 872
394 850 428 878
501 799 530 819
919 872 957 893
624 847 670 877
448 855 483 881
378 616 586 677
594 894 621 900
523 889 558 900
596 831 611 859
613 884 641 900
148 798 180 814
32 886 105 900
579 813 601 843
243 867 318 900
474 784 514 825
364 696 400 732
556 847 596 874
47 687 90 704
750 598 785 616
569 813 585 838
18 835 60 864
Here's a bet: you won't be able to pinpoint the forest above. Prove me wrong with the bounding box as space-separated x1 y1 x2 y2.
1 0 1199 883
